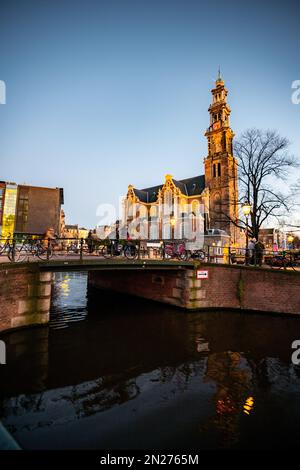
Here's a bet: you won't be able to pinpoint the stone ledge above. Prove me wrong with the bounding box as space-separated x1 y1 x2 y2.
39 272 53 282
189 289 206 301
11 312 49 329
176 278 202 289
172 287 184 299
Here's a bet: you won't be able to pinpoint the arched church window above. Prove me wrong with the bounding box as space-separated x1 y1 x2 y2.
164 189 172 209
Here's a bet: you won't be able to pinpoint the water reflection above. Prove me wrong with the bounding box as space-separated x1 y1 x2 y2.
50 272 88 329
0 272 300 449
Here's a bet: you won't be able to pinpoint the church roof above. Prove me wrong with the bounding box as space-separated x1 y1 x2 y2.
133 175 205 203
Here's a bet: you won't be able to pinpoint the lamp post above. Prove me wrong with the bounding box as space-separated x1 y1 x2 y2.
242 201 252 265
170 215 176 240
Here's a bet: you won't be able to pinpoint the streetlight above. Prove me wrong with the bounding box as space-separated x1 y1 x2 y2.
170 215 176 240
242 201 252 265
170 216 176 227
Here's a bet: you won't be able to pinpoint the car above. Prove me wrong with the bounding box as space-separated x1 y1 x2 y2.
205 228 228 236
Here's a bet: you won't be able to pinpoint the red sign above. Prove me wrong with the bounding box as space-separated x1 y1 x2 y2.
196 270 209 280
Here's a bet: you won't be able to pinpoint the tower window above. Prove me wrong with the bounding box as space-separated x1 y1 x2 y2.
213 164 216 178
218 162 221 177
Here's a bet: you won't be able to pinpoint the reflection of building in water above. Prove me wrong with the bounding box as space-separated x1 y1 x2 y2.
204 351 252 448
59 275 70 297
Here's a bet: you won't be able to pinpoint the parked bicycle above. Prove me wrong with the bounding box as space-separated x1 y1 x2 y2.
162 241 189 261
16 237 54 261
0 235 27 262
267 252 297 271
101 241 138 260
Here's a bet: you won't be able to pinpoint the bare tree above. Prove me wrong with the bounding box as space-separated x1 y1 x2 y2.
292 179 300 202
232 129 298 239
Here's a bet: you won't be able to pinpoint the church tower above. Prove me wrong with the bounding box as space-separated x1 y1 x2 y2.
204 71 239 243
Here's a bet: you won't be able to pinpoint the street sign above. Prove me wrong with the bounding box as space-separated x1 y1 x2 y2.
196 270 209 280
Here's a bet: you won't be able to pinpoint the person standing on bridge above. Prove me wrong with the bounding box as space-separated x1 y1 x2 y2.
86 230 94 254
255 240 265 267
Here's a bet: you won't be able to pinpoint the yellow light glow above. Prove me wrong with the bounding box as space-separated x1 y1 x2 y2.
170 216 176 227
242 201 251 216
243 396 254 415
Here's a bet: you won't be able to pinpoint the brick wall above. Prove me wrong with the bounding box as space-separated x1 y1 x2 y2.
89 264 300 315
1 263 299 335
0 266 52 333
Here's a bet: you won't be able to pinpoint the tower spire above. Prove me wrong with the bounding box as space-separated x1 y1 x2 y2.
216 66 223 85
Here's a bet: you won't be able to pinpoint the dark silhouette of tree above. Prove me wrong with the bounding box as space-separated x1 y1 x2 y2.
232 129 298 239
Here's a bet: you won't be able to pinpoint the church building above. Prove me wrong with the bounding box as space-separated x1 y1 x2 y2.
123 74 240 245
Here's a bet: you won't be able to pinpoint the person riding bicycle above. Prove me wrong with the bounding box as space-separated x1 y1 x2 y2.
43 227 55 249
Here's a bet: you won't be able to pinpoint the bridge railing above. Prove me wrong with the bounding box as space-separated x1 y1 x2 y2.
0 235 299 268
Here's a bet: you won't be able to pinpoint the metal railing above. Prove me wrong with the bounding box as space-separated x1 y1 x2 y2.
0 235 299 269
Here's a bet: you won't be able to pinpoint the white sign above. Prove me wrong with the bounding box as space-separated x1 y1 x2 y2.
196 270 209 280
147 242 161 248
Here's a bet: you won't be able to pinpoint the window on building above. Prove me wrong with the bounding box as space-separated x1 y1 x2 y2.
218 162 221 177
213 164 216 177
15 190 29 232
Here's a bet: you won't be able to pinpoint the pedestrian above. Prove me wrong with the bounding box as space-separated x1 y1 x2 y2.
248 238 256 265
86 230 94 254
255 240 265 266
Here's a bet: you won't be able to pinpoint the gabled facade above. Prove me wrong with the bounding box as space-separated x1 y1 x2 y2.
123 74 239 244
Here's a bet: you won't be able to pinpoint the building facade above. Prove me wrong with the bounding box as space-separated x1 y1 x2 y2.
123 74 240 244
0 182 64 237
259 228 285 249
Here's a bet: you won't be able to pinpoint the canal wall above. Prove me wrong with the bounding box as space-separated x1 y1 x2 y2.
0 265 52 333
88 264 300 315
0 262 300 334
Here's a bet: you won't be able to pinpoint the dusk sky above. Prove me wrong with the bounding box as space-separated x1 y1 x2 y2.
0 0 299 227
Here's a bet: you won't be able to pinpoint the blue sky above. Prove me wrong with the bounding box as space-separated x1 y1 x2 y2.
0 0 299 227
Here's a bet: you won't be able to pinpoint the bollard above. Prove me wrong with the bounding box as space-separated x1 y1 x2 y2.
11 236 16 262
80 237 84 261
47 238 51 260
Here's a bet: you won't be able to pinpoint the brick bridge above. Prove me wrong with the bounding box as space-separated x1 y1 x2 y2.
0 259 300 333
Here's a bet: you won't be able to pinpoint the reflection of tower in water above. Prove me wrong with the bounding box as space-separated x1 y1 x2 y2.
204 351 253 448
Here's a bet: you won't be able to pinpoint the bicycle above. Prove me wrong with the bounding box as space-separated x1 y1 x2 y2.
162 241 189 261
18 238 54 261
101 241 138 260
0 235 27 262
268 252 297 271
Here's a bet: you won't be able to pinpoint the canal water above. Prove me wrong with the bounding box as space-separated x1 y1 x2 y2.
1 271 300 450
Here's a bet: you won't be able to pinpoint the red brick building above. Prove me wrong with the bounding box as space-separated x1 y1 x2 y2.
0 182 64 237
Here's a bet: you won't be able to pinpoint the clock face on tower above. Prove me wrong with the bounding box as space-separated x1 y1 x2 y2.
213 121 221 130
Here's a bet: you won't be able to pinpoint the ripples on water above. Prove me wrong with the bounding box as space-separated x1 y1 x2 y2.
1 271 300 450
49 272 88 329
